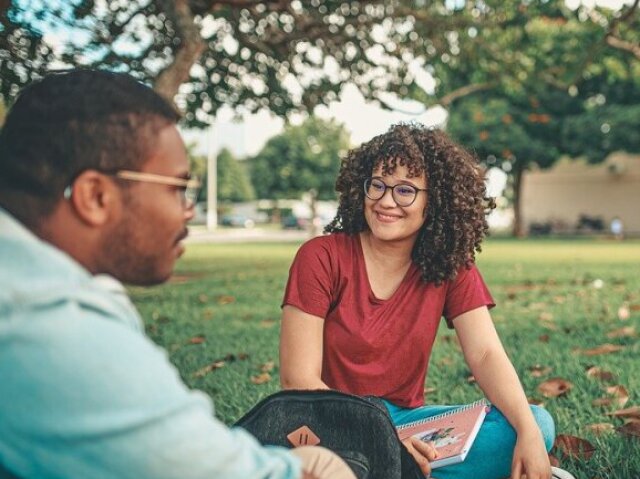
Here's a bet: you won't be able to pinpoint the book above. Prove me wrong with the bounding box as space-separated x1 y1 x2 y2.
396 399 490 470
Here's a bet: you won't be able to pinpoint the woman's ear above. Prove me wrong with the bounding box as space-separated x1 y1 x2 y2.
67 170 119 226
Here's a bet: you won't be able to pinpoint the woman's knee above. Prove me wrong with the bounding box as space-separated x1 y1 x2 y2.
530 405 556 451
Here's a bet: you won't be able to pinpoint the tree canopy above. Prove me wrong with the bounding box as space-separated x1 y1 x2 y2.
3 0 639 235
188 146 254 203
421 2 640 235
4 0 635 127
249 116 349 200
215 147 255 203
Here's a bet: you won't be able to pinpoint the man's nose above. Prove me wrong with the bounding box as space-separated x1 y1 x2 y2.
184 204 196 221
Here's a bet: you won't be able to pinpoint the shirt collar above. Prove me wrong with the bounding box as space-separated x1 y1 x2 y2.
0 206 40 243
0 206 126 293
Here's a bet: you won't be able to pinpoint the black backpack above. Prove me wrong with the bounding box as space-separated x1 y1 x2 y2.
234 389 423 479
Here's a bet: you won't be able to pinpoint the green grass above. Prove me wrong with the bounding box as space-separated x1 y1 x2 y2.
130 238 640 479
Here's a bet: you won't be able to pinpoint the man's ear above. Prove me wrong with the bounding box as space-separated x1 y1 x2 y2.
68 170 119 226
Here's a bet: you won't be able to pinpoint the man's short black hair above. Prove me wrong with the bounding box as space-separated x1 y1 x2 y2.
0 69 180 226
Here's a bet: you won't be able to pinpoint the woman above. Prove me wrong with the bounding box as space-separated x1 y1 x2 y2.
279 124 560 479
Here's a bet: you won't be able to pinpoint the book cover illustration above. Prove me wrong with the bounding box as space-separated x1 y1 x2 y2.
396 399 490 469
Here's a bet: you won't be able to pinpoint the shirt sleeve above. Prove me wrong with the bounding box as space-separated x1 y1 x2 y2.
0 302 301 479
282 237 335 318
442 264 496 328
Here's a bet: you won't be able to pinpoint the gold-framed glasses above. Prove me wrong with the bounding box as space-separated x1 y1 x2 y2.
64 170 201 208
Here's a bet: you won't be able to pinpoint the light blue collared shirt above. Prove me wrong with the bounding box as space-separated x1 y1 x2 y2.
0 207 300 479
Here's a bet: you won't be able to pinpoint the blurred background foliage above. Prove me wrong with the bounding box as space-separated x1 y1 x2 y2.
1 0 639 235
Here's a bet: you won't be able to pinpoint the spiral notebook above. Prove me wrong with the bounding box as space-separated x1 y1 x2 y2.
396 399 490 469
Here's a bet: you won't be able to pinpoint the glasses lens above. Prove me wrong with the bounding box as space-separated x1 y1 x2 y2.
184 177 201 208
365 178 386 200
392 184 417 206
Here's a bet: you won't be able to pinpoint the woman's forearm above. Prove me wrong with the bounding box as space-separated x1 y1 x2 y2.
280 374 330 390
468 347 540 435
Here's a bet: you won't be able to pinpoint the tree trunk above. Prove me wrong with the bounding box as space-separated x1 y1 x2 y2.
308 188 319 238
512 166 525 238
153 0 205 103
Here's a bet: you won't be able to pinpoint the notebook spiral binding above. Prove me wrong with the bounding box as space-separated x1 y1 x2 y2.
396 399 490 430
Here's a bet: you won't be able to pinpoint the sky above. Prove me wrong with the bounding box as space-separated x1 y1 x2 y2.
180 84 448 158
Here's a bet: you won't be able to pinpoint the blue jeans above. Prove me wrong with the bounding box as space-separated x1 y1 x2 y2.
384 400 555 479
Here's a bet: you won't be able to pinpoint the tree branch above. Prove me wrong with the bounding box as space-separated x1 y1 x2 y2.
570 0 639 85
374 93 427 114
438 82 497 107
606 34 640 60
108 3 154 41
608 0 639 32
154 0 205 102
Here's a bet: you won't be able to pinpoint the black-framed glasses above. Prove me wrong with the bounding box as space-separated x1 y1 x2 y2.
64 170 201 209
363 177 427 207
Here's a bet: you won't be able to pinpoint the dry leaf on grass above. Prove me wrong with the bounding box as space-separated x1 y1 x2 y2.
605 406 640 419
260 319 276 328
198 294 208 303
585 366 616 382
467 375 476 384
606 326 636 338
217 295 236 305
251 372 272 384
542 322 559 331
528 397 545 406
538 334 550 343
616 421 640 438
592 386 629 408
260 361 276 373
579 343 625 356
554 434 596 459
529 365 552 377
438 356 455 366
617 305 631 320
538 378 573 398
607 385 629 399
188 335 206 344
585 423 615 435
424 387 437 395
538 312 554 322
193 361 225 377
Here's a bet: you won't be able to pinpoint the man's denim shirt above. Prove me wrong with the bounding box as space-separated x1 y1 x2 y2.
0 207 300 479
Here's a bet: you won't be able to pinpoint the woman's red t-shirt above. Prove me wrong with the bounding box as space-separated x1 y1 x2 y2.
282 233 495 408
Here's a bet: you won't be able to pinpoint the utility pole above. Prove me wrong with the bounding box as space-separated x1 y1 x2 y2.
207 121 217 230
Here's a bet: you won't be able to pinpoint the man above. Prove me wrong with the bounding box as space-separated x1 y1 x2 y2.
0 69 355 479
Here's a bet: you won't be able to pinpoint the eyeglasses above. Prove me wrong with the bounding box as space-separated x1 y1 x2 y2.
64 170 202 208
114 170 201 208
363 177 427 207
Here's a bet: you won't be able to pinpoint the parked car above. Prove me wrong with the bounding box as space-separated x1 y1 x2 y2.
281 215 309 230
220 214 255 228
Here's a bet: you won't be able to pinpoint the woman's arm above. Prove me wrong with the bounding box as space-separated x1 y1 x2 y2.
279 305 330 390
453 306 551 479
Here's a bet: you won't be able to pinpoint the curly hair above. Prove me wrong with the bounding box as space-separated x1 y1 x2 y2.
325 123 495 285
0 69 180 227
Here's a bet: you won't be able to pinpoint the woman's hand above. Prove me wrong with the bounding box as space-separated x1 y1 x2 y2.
510 430 551 479
401 437 439 477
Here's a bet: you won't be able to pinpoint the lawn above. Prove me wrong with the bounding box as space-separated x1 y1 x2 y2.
130 237 640 479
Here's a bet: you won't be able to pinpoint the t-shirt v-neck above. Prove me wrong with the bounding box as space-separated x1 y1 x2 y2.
355 233 416 305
